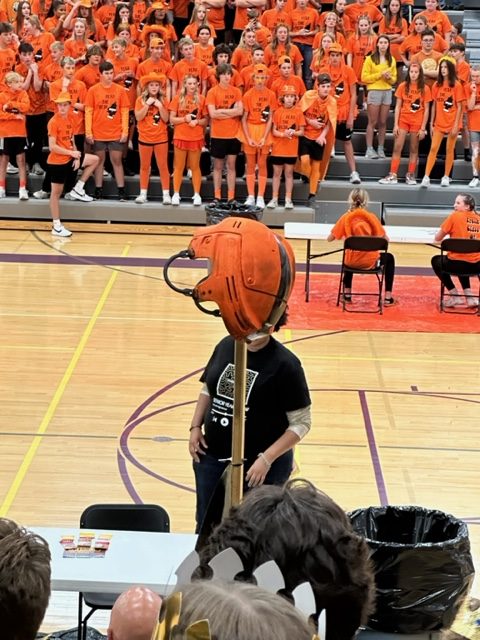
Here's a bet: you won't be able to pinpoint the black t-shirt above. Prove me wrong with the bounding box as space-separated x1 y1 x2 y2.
200 336 311 460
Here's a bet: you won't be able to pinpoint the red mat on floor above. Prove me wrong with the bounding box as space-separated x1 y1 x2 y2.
287 274 479 333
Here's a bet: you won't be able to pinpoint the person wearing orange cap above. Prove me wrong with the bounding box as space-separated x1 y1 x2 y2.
327 188 396 306
169 37 209 97
205 62 243 203
270 55 306 101
239 63 277 209
0 72 30 201
143 3 178 61
267 86 305 210
63 0 107 48
47 91 99 236
136 38 172 100
134 72 170 204
264 25 303 83
239 46 269 93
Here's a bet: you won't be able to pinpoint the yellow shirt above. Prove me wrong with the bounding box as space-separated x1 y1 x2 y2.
360 56 397 91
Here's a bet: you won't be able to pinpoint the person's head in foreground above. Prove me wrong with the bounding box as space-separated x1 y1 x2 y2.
0 518 51 640
199 479 375 640
107 585 162 640
153 580 317 640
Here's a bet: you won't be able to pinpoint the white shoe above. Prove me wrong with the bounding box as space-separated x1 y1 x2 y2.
330 147 335 158
0 187 5 198
7 162 18 174
377 147 386 159
420 176 430 188
266 198 277 209
464 289 479 307
186 169 192 179
405 173 417 185
378 173 397 185
51 225 72 238
350 171 361 184
192 193 202 206
469 176 479 188
443 294 463 308
162 193 171 205
365 148 378 159
285 199 294 209
135 193 147 204
19 187 29 200
440 175 450 187
33 189 49 199
245 195 255 206
31 163 44 176
171 192 180 206
69 187 93 202
103 169 111 178
256 196 265 209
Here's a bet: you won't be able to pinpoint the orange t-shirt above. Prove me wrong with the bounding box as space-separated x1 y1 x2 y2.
0 87 29 137
41 59 64 111
440 211 480 262
205 83 242 138
410 50 442 87
74 64 101 90
112 55 138 109
203 5 224 30
85 81 130 139
270 74 307 100
331 208 386 269
456 60 471 85
47 112 75 164
230 46 253 70
27 31 55 66
410 9 452 38
264 43 303 80
134 95 168 144
323 63 357 122
169 93 206 141
242 86 277 125
183 22 217 41
312 30 346 51
50 78 87 134
344 3 383 27
271 105 305 157
319 11 354 37
63 38 95 65
301 92 337 139
30 0 52 22
194 43 215 66
15 62 45 115
464 82 480 132
291 7 320 46
95 4 116 27
395 80 432 129
0 48 16 81
136 57 172 81
169 58 209 85
346 34 377 82
431 81 465 133
207 66 243 89
260 7 292 30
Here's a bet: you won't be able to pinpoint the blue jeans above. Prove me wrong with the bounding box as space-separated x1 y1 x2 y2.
295 43 314 90
193 450 294 533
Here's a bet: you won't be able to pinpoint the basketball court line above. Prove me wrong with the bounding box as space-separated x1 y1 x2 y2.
0 244 131 518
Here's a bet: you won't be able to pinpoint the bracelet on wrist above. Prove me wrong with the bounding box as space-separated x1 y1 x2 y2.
189 425 202 431
257 452 271 470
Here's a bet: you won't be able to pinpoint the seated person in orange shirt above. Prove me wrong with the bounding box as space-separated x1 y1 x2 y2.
169 37 209 96
431 193 480 308
205 62 243 203
270 54 306 100
327 188 396 305
47 91 99 237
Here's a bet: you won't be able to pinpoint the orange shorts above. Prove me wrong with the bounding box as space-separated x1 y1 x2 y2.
398 118 421 133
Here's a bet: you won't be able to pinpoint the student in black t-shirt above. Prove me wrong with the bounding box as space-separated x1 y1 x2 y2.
188 313 311 533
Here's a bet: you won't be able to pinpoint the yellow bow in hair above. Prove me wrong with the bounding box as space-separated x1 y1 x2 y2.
151 592 211 640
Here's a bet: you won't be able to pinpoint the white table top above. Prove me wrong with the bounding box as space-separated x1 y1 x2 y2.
284 222 439 245
33 527 197 594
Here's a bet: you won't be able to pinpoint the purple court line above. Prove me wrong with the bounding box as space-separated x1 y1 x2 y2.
0 252 433 277
117 449 143 504
358 390 389 506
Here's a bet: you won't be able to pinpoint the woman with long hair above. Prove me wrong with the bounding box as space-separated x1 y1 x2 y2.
230 27 257 69
135 73 170 204
169 75 207 206
106 2 137 44
378 0 407 65
63 18 94 66
264 24 303 80
63 0 105 45
183 4 216 42
421 57 465 187
310 32 335 83
379 62 431 185
14 1 32 39
312 12 346 51
346 15 376 108
361 34 396 159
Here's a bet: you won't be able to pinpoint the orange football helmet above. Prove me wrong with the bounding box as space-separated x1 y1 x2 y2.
164 218 296 341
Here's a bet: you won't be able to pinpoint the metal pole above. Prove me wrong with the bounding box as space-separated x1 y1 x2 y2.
230 339 247 508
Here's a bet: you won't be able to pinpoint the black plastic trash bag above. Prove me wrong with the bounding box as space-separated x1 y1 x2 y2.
350 506 475 634
205 201 263 226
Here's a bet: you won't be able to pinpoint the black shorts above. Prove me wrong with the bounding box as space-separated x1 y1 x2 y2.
270 155 297 165
299 136 324 161
335 122 353 142
48 159 76 184
0 136 27 157
210 137 241 159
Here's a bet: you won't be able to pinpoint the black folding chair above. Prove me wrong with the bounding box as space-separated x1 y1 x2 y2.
77 503 170 640
439 238 480 315
336 236 389 314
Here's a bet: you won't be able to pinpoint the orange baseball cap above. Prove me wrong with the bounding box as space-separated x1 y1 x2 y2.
253 63 268 74
278 55 292 65
328 42 343 54
149 37 165 47
54 91 72 103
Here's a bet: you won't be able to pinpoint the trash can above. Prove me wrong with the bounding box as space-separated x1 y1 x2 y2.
205 201 263 226
350 506 475 634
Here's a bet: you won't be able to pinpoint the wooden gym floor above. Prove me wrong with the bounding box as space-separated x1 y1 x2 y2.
0 223 478 622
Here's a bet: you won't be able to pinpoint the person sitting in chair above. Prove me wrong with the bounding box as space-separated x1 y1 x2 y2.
327 188 396 305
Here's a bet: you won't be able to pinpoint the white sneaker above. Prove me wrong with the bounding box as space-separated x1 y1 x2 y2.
405 173 417 185
103 169 111 178
33 189 49 199
464 289 479 307
7 162 18 174
31 163 44 176
350 171 361 184
443 294 463 308
420 176 430 188
0 187 5 199
51 225 72 238
192 193 202 206
19 187 29 200
69 187 93 202
377 147 386 159
468 176 479 188
135 193 147 204
330 147 335 158
245 195 255 206
162 193 171 205
365 148 378 159
256 196 265 209
266 198 277 209
440 175 450 187
284 199 294 209
171 192 180 206
378 173 397 185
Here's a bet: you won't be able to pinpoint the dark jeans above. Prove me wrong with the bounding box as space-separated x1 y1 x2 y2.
344 252 395 292
431 254 480 290
193 449 293 533
26 113 47 167
295 42 313 89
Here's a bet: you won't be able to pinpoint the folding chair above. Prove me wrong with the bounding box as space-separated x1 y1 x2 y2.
77 503 170 640
336 236 389 314
439 238 480 315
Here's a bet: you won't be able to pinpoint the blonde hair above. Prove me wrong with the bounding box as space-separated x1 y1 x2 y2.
169 581 315 640
5 71 24 86
179 74 200 108
28 14 43 30
348 188 369 210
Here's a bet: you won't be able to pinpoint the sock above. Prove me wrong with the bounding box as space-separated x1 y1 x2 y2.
391 159 400 174
19 180 26 188
214 188 221 199
0 179 5 188
285 193 292 200
140 189 147 196
378 145 384 152
53 219 62 229
407 160 417 174
227 189 234 201
163 190 170 197
76 180 85 191
367 146 374 151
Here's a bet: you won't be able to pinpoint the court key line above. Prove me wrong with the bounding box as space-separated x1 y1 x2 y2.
0 243 131 518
